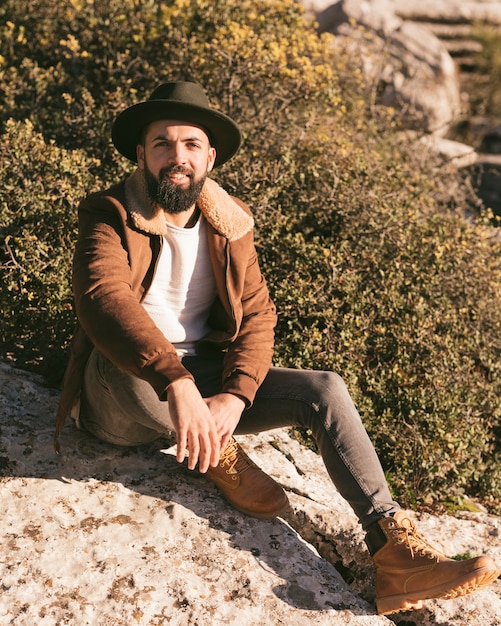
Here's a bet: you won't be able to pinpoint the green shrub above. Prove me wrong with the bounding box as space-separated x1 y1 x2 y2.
0 0 499 512
471 23 501 118
253 126 500 511
0 119 101 382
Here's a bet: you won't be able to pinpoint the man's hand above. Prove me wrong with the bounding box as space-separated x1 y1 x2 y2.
166 378 221 473
204 393 246 452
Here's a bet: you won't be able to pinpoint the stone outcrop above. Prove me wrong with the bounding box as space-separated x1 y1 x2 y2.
0 362 499 625
302 0 501 213
311 0 462 135
388 0 501 71
392 1 501 25
305 0 501 72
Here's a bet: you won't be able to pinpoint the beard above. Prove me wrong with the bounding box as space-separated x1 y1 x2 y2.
144 163 207 214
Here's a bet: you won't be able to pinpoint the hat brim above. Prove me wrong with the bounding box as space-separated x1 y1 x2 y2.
112 100 242 168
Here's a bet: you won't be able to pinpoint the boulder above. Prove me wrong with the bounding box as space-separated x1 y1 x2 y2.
387 0 501 71
389 0 501 25
418 134 478 168
0 362 499 625
314 0 461 135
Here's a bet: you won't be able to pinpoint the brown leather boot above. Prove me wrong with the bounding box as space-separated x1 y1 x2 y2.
205 438 289 519
368 511 500 615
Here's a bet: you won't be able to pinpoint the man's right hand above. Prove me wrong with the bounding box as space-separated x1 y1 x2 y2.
166 377 221 473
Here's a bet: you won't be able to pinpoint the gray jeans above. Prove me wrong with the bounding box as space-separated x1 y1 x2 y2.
81 349 400 529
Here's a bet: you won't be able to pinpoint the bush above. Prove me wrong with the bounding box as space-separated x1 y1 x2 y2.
471 24 501 119
0 0 499 512
252 122 500 511
0 119 101 383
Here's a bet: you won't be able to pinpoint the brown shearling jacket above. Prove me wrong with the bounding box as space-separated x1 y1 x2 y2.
54 171 277 450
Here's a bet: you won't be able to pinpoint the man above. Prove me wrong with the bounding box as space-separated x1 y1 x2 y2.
54 81 499 615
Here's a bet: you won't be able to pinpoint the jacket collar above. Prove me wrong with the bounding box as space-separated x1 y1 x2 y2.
124 169 254 241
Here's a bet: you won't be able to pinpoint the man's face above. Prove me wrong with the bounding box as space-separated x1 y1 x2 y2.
137 120 216 214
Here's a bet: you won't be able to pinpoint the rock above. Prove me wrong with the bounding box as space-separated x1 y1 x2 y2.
387 0 501 71
0 362 500 625
314 0 461 135
389 1 501 26
315 0 401 35
418 134 478 168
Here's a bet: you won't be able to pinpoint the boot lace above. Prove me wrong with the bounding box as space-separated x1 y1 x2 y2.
390 517 439 561
219 438 255 476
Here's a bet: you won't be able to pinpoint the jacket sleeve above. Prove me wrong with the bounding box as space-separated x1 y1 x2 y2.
201 193 277 405
220 238 277 406
72 191 194 400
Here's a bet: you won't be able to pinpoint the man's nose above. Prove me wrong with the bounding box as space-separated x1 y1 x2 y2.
169 142 187 164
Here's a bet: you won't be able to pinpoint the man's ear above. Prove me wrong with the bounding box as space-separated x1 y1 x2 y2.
136 144 144 169
207 146 216 172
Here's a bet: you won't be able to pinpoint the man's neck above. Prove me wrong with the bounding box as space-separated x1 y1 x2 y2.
163 205 200 228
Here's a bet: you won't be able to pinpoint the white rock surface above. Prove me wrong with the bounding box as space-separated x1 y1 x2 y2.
0 362 499 625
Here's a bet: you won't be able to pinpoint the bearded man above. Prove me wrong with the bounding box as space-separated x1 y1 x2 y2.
54 81 499 616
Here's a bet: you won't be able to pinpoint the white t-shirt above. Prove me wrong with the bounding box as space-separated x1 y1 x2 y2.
141 215 217 356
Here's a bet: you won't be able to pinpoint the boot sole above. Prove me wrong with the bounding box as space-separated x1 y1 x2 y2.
377 566 500 615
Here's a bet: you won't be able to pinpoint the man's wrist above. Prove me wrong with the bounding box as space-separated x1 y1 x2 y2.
222 392 246 410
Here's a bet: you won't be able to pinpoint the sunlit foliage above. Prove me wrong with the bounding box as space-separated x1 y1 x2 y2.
0 0 499 512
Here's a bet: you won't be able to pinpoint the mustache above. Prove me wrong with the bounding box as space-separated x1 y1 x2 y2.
158 165 194 179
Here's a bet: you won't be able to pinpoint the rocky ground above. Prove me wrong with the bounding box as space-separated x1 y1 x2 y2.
0 362 499 625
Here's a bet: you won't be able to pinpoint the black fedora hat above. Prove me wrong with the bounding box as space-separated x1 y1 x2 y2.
111 81 242 168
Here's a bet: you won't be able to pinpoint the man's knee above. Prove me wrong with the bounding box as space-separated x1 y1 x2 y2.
309 369 349 400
